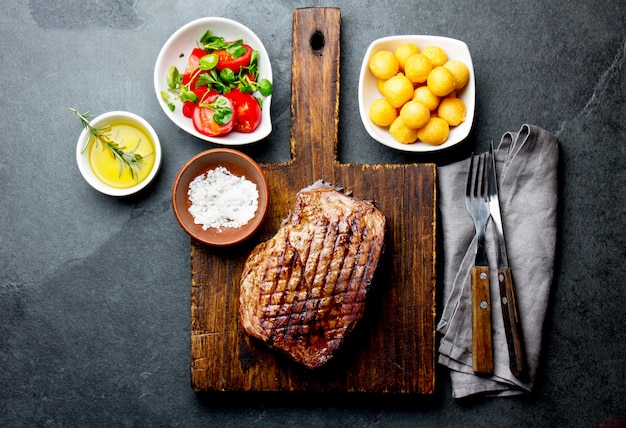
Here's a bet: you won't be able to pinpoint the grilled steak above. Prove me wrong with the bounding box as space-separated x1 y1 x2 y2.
239 182 386 368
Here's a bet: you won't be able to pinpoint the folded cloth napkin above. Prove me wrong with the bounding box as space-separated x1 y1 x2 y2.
436 124 559 398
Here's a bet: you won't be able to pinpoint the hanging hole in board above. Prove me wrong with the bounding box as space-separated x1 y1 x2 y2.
310 31 325 54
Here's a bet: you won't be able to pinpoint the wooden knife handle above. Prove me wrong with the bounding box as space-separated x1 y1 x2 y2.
471 266 493 374
498 267 526 378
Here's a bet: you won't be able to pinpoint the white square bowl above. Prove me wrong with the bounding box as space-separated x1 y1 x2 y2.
358 35 475 152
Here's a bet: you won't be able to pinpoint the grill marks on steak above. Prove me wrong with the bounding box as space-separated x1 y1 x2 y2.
239 183 386 368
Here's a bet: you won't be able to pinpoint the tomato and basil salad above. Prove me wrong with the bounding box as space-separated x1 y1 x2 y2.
161 29 273 137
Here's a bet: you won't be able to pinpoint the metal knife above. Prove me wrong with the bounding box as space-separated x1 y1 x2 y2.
487 142 527 379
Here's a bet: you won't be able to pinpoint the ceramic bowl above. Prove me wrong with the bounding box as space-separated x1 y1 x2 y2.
171 148 269 246
154 17 273 145
358 35 475 152
75 111 162 197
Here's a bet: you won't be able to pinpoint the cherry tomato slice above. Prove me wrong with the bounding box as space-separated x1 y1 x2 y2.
182 101 196 118
224 89 262 133
214 44 253 73
192 85 209 100
182 48 207 85
192 93 235 137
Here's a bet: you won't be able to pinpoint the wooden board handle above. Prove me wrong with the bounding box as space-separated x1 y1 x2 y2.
471 265 493 374
498 267 526 378
290 7 341 181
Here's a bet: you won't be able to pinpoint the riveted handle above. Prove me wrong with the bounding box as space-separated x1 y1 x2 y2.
471 265 493 374
498 267 526 379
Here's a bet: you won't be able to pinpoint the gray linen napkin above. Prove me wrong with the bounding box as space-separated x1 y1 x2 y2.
436 124 559 398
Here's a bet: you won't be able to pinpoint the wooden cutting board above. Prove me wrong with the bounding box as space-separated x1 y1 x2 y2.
190 7 436 394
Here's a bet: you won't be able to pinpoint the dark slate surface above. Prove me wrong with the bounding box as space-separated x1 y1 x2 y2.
1 1 625 426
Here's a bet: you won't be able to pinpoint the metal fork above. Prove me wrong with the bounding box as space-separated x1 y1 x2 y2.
465 153 494 374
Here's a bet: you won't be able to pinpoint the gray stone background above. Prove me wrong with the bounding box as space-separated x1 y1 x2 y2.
1 0 624 426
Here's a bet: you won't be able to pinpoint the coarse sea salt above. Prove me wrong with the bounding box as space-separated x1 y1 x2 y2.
187 166 259 230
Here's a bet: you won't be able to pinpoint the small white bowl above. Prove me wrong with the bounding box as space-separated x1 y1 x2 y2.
154 17 273 145
358 35 475 152
76 111 162 197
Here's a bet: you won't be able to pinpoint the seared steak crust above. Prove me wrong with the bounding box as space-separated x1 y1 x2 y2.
239 183 386 368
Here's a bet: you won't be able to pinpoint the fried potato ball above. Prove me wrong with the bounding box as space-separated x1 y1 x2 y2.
369 98 398 126
420 45 448 67
399 100 430 129
413 86 441 111
404 53 433 84
438 96 466 126
427 66 456 97
376 78 386 94
381 73 414 108
390 117 420 144
443 59 470 90
369 50 400 80
417 117 450 146
394 43 420 71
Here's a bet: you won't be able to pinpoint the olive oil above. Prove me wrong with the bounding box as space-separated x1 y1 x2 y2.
88 120 156 188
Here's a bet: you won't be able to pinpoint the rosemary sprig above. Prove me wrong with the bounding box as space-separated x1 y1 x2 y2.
70 108 148 181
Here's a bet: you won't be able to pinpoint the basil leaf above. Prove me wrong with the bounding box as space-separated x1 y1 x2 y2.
237 80 254 93
199 54 218 71
211 96 230 110
180 89 197 103
207 96 233 125
196 72 213 87
257 79 273 97
250 50 259 65
199 30 213 45
213 108 232 125
226 39 245 58
202 35 228 51
229 46 246 59
220 68 235 82
166 66 181 90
